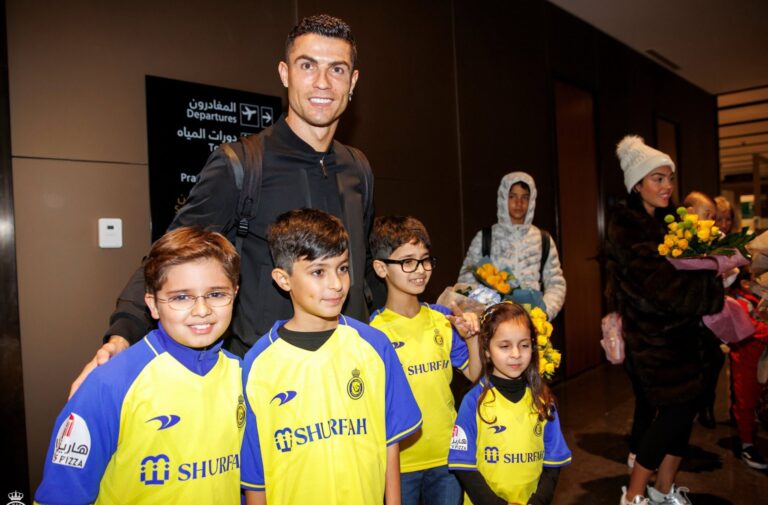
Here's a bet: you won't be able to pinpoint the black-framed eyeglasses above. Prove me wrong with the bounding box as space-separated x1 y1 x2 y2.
154 291 235 311
377 256 437 273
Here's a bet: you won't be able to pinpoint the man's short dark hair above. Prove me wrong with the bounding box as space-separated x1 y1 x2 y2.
370 216 431 259
286 14 357 67
267 208 349 272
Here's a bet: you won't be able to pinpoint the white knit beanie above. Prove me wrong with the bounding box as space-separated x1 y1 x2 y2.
616 135 675 193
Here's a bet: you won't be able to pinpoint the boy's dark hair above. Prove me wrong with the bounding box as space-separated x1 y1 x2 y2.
267 208 349 272
369 216 431 259
286 14 357 68
144 227 240 294
476 302 555 424
511 181 530 194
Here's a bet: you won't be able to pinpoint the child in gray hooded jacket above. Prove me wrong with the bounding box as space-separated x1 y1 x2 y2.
458 172 566 320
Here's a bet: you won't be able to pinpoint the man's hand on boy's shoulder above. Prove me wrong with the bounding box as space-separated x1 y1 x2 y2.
68 335 130 399
446 301 480 339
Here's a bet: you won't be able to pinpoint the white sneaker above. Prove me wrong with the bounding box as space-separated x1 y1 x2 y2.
647 484 692 505
621 486 650 505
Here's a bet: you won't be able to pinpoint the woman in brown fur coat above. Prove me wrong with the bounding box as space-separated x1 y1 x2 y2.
607 136 724 505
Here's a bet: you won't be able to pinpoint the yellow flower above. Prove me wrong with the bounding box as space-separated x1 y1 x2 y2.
545 362 555 374
685 214 699 225
676 229 684 238
684 230 693 240
671 248 683 257
712 226 720 236
537 335 549 347
697 230 710 242
543 321 553 338
551 350 562 366
677 239 688 250
664 236 675 247
658 244 670 256
530 307 547 321
532 318 545 335
668 222 679 232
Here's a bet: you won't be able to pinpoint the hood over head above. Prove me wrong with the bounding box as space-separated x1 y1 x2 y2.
497 171 537 227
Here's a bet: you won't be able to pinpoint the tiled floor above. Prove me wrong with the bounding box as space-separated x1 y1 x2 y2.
551 363 768 505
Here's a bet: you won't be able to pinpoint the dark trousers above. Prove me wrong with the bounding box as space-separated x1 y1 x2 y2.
635 397 697 470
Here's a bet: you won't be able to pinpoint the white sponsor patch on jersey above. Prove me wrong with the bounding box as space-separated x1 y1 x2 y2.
52 413 91 469
450 425 468 451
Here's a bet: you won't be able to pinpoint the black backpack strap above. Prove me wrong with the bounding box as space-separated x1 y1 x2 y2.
540 229 551 284
220 133 265 255
482 226 492 257
334 142 373 209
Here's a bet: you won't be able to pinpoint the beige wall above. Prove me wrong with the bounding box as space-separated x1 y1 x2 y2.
7 0 293 488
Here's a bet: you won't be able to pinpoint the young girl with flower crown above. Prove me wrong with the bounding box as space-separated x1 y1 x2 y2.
448 302 571 505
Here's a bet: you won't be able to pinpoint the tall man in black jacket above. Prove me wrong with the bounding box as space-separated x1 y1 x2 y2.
71 14 372 393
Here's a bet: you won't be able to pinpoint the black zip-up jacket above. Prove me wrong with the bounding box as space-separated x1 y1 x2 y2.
105 116 374 356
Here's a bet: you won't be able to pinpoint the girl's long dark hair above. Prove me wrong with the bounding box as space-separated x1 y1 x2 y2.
476 302 555 424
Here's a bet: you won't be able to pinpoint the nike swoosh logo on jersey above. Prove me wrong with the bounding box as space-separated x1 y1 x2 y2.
489 425 507 434
147 415 181 430
392 341 405 349
271 391 298 406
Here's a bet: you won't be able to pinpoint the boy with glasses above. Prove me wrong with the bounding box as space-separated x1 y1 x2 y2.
35 227 244 504
369 216 481 505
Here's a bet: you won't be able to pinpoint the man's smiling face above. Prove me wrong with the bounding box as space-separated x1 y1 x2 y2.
279 33 359 131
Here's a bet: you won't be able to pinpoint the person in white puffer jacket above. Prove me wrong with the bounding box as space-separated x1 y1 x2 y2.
457 171 566 320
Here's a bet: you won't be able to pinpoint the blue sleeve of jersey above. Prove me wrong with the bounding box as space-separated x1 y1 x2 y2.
543 407 572 467
450 330 469 371
382 336 423 445
240 350 266 490
430 304 469 370
448 386 480 471
34 341 154 504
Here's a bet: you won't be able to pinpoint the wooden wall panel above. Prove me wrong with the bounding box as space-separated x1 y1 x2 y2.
554 81 603 376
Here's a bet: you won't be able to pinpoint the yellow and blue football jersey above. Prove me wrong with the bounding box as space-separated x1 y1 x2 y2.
240 315 423 503
35 324 245 505
448 382 571 504
370 303 469 472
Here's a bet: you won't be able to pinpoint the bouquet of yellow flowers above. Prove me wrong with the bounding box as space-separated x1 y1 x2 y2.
529 306 561 381
658 207 753 263
475 260 516 295
658 207 718 258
